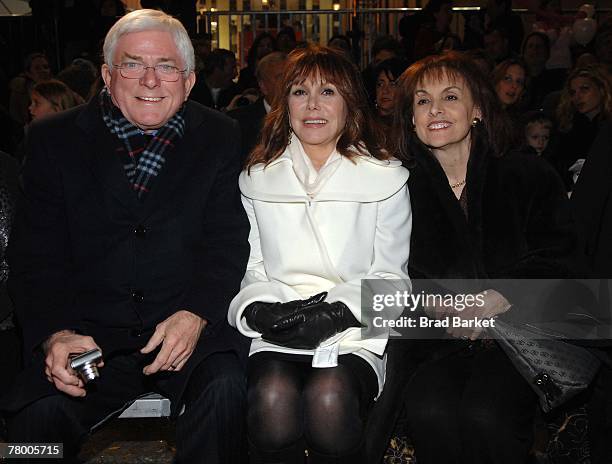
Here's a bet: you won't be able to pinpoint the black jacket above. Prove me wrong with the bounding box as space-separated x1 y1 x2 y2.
190 75 241 111
3 98 250 413
556 113 604 190
571 120 612 278
407 134 575 310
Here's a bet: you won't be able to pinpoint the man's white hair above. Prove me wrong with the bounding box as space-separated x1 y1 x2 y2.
103 9 195 74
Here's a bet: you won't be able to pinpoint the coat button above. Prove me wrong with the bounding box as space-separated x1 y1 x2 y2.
131 290 144 303
130 329 143 337
134 225 147 237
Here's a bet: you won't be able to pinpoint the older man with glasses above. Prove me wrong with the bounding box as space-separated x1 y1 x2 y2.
1 9 249 464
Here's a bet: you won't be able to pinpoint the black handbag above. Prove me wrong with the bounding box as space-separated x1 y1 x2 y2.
489 319 601 413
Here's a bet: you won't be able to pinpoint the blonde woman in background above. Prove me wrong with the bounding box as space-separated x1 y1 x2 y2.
29 80 84 121
555 65 612 190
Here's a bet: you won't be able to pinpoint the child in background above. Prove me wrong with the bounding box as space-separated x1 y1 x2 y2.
521 111 571 192
523 111 553 156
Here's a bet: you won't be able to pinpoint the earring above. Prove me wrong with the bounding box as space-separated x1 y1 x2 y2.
471 117 481 127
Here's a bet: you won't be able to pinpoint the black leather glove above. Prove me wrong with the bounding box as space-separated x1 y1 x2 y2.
242 292 328 333
263 301 361 349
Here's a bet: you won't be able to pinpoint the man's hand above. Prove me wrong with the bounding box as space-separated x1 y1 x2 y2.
44 330 103 397
141 310 206 375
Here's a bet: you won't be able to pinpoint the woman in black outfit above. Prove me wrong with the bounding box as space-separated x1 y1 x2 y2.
237 32 277 92
555 65 612 191
491 57 529 147
372 58 409 128
394 51 575 464
521 32 566 111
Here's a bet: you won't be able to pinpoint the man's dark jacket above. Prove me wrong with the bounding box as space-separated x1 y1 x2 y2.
190 74 240 111
2 98 250 413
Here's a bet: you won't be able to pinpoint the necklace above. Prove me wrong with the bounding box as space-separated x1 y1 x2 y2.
450 179 466 189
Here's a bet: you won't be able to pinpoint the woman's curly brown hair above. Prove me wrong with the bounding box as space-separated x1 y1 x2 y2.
491 57 528 109
392 50 512 164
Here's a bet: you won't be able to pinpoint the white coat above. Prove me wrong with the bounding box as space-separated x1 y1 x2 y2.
228 139 412 394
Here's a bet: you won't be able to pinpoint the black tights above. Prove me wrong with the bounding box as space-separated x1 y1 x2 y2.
247 353 376 464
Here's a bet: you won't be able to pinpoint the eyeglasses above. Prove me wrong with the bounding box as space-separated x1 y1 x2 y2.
113 62 187 82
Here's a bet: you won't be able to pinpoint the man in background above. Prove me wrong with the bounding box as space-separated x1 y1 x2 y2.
228 51 287 161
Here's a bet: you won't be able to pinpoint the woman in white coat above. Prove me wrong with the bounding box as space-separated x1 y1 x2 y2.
228 45 411 464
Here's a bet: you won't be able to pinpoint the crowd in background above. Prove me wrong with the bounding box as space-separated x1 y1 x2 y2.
3 0 612 194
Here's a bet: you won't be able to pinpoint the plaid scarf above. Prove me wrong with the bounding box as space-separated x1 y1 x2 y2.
99 88 185 199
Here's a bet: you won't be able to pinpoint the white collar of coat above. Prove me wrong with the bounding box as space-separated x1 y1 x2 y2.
290 135 343 198
240 137 409 202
